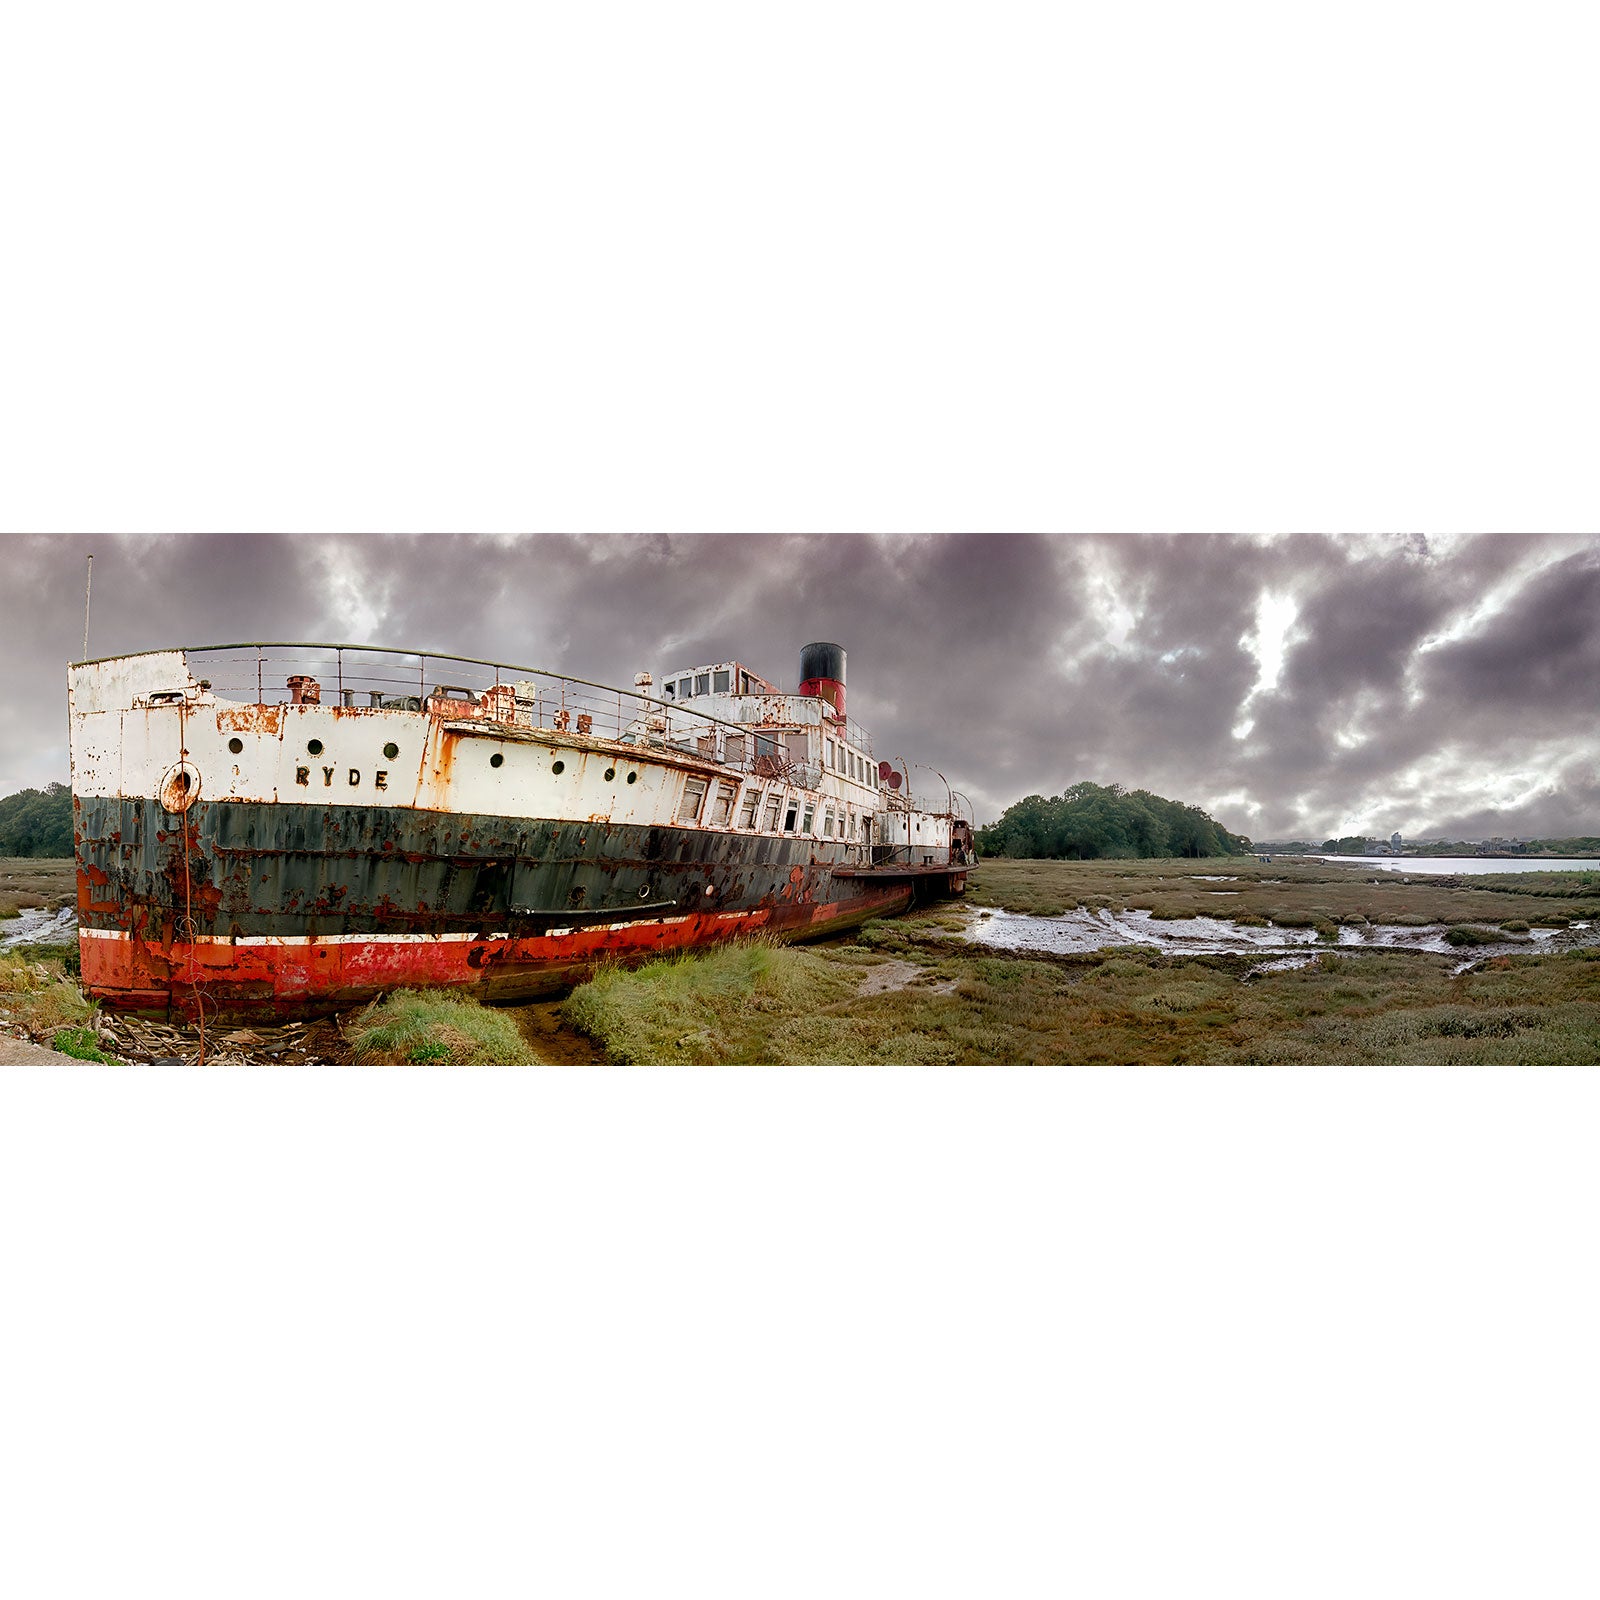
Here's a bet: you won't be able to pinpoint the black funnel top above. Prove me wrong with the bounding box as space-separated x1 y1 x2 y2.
799 642 846 686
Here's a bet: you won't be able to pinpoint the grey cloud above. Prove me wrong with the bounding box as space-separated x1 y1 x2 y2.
3 532 1595 841
1420 546 1600 721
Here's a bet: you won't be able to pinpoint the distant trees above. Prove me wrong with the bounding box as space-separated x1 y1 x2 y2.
975 782 1251 860
0 784 74 857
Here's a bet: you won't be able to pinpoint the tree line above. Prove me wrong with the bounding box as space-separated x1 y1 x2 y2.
0 784 74 857
974 782 1251 860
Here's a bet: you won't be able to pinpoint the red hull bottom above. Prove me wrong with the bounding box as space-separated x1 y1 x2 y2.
81 889 915 1019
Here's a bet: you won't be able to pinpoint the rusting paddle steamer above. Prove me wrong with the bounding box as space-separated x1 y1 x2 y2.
69 641 973 1018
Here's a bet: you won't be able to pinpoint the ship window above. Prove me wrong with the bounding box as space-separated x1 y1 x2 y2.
783 801 797 832
802 804 815 834
764 794 782 831
754 734 777 761
739 790 760 828
663 682 675 699
725 733 745 764
823 808 834 837
712 782 737 825
678 778 707 822
713 670 730 694
695 673 710 695
678 677 692 698
228 737 244 754
784 732 808 764
740 673 751 695
384 742 399 760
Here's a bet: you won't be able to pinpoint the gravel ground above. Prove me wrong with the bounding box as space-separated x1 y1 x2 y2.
0 1033 91 1065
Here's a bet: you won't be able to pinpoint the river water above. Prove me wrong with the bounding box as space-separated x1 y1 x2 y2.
1301 856 1598 875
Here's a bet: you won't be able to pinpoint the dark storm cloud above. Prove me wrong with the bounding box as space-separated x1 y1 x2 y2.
4 531 1596 840
1420 546 1600 722
1057 534 1266 770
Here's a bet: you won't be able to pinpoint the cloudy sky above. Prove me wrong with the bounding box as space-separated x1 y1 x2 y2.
5 530 1595 841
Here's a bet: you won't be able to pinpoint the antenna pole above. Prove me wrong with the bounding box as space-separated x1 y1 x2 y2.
82 554 93 660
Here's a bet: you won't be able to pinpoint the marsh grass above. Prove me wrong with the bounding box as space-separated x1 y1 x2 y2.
0 948 95 1038
561 875 1600 1063
347 989 530 1064
562 938 860 1063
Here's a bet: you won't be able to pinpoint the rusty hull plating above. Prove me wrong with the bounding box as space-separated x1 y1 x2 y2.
69 642 970 1019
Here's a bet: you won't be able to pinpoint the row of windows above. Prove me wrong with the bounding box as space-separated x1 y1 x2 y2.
663 669 733 700
679 776 873 839
824 736 872 786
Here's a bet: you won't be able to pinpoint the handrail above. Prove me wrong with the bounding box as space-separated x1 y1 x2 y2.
72 643 947 806
72 640 799 742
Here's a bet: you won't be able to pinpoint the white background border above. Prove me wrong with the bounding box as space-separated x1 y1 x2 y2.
3 3 1598 1595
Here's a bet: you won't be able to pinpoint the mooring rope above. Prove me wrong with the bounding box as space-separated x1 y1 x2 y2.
177 702 207 1066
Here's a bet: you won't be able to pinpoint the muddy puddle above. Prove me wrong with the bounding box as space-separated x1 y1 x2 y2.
966 905 1589 970
1 906 78 948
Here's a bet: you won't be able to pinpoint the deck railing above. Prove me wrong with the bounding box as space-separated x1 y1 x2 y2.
166 643 860 793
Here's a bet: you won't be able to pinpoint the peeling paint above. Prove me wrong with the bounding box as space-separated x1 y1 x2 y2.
69 642 969 1017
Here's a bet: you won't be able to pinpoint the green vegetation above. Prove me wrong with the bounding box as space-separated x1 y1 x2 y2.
560 929 1600 1065
554 859 1600 1064
0 785 73 858
976 782 1250 860
50 1025 118 1063
563 939 860 1064
347 989 531 1064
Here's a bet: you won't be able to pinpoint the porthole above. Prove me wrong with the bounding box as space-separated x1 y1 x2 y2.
603 767 616 781
637 884 651 899
159 761 201 813
383 742 399 760
490 753 505 768
307 739 324 756
227 738 243 755
552 760 565 775
626 771 638 784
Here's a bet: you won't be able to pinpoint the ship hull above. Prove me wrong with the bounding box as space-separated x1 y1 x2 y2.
74 795 921 1017
67 645 968 1021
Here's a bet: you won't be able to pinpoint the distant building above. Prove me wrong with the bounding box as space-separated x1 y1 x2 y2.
1390 831 1402 852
